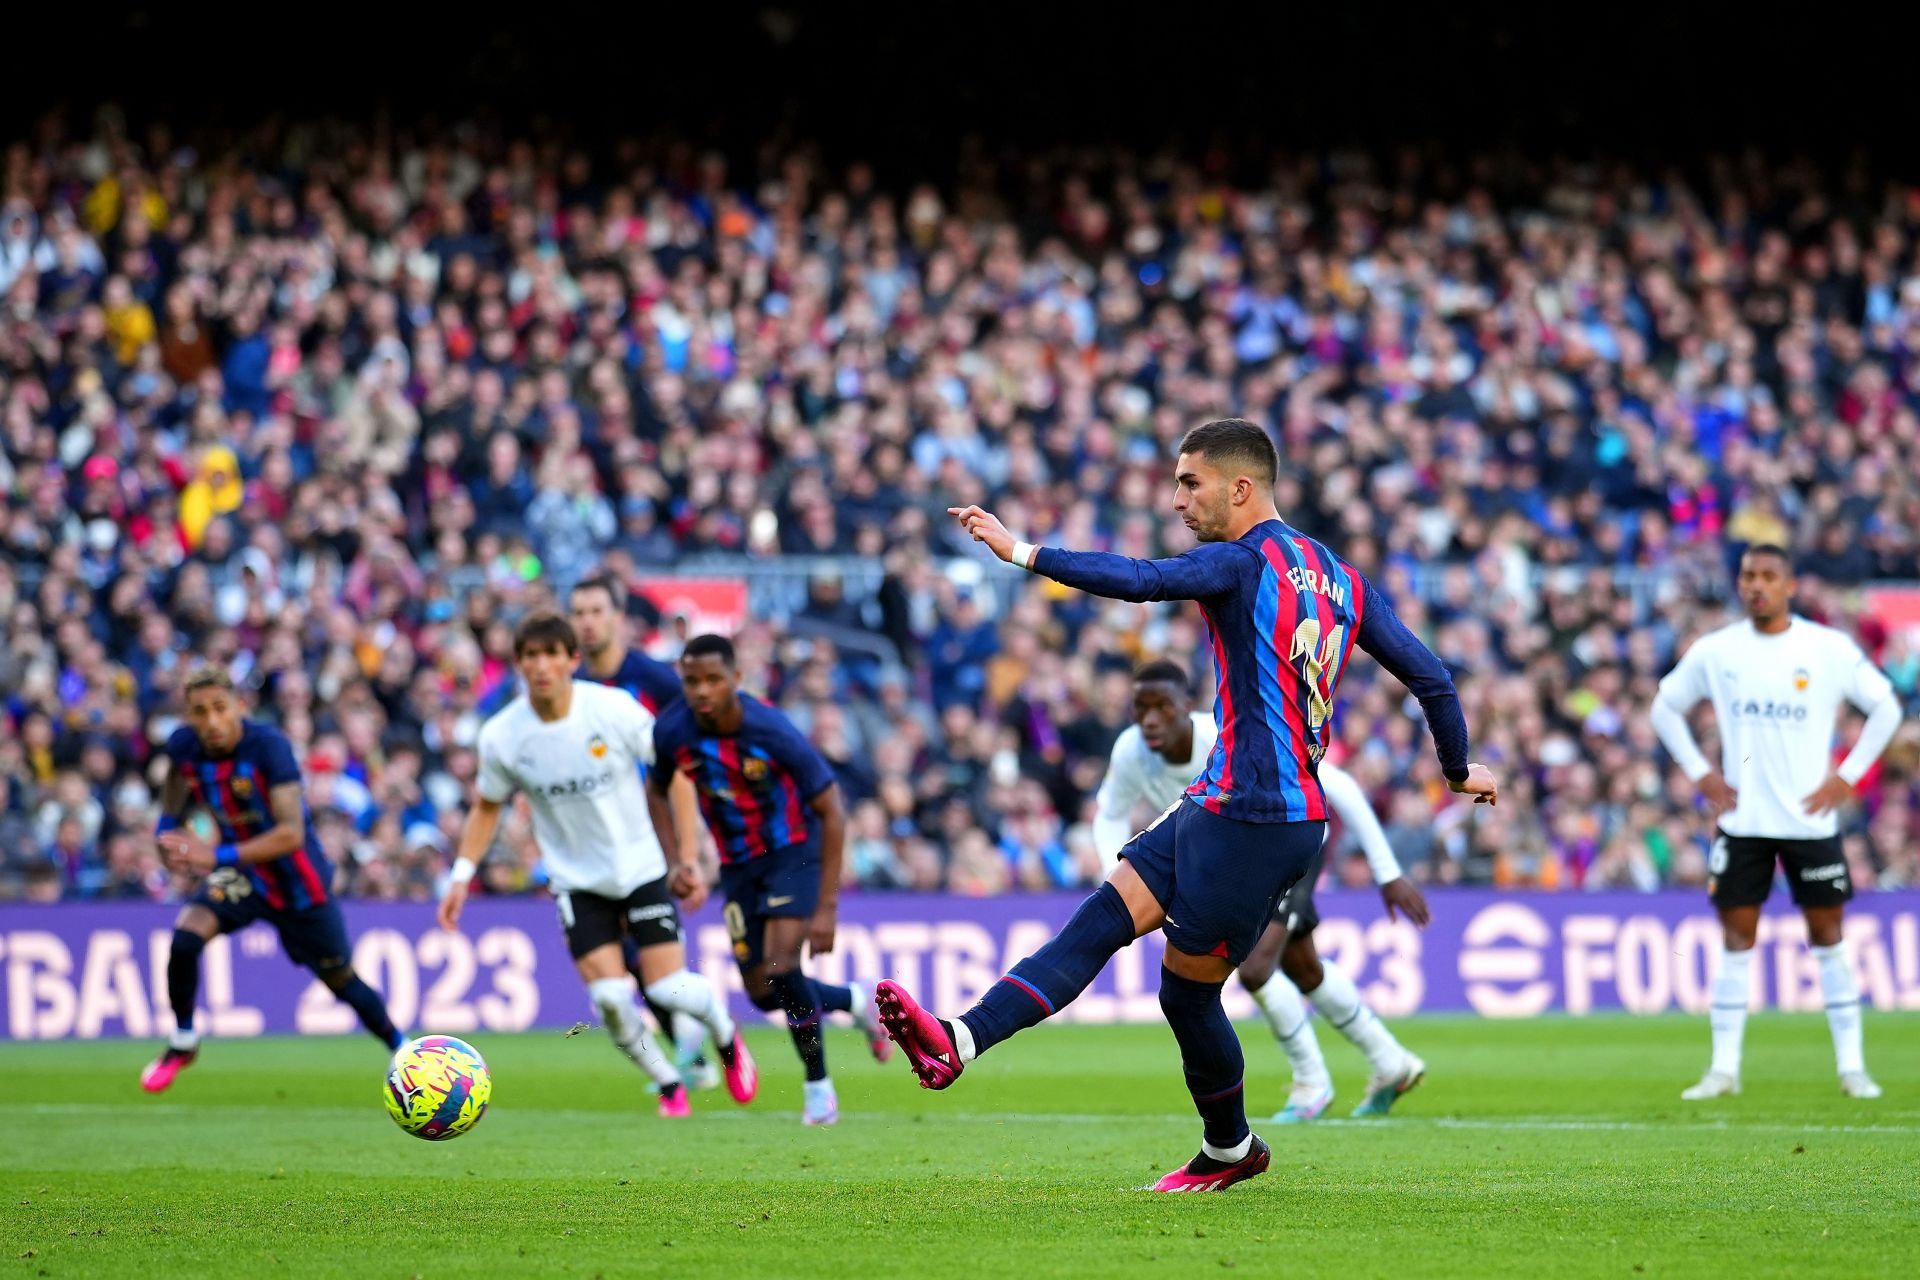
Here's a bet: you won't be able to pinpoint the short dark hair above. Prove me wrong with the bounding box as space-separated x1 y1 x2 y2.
512 612 579 657
1742 543 1793 569
1177 418 1278 487
183 666 234 697
681 633 736 667
1134 660 1192 693
570 571 627 611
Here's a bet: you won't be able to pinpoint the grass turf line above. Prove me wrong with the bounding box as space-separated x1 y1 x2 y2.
3 1013 1917 1278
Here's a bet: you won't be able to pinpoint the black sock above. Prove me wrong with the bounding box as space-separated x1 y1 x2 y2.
813 980 855 1015
661 1079 683 1102
167 929 206 1037
769 970 828 1082
331 974 403 1049
640 989 673 1035
1159 966 1248 1153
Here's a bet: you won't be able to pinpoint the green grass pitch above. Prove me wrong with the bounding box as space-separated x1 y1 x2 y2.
3 1014 1917 1278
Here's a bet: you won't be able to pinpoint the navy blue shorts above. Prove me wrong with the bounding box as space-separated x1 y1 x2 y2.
190 871 354 973
718 847 821 973
1121 800 1324 965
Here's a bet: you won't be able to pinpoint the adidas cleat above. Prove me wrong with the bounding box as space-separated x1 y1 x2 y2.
873 980 963 1089
1153 1135 1271 1193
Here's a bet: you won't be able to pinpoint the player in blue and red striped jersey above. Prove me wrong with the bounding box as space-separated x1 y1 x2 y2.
570 571 722 1090
141 667 403 1092
877 418 1500 1192
647 634 891 1127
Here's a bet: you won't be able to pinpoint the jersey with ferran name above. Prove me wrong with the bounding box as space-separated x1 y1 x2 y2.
1033 519 1468 823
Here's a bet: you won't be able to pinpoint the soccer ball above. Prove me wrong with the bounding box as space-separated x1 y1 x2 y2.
385 1035 492 1140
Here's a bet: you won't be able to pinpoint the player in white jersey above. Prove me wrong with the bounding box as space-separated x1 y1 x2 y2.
1092 661 1432 1122
438 613 758 1117
1650 545 1903 1101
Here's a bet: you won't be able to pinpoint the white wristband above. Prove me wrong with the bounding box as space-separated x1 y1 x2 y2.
449 857 477 886
1011 542 1038 571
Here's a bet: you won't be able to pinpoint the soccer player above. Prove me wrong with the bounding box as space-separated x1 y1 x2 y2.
648 634 891 1128
439 613 755 1117
141 667 404 1091
1650 544 1903 1100
570 570 719 1090
879 418 1497 1191
1092 660 1432 1124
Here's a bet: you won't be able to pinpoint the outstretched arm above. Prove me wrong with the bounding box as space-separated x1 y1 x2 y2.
1353 579 1494 802
949 505 1244 601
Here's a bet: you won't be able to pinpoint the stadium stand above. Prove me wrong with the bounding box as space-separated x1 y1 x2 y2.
3 112 1919 901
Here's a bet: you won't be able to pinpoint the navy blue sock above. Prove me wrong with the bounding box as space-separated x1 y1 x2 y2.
1158 967 1248 1151
813 980 854 1015
959 882 1136 1057
167 930 206 1035
769 970 828 1082
331 974 404 1050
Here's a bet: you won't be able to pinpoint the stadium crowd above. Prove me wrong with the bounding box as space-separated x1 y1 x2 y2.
4 110 1920 904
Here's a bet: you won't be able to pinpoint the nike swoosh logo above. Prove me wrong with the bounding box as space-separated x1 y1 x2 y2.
766 895 794 908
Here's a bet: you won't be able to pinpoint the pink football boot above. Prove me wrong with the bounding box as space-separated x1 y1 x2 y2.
873 980 963 1089
722 1033 758 1105
139 1046 197 1094
1152 1136 1271 1193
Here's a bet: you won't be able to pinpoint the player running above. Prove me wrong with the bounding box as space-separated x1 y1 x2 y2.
647 634 892 1128
1650 544 1902 1101
570 570 720 1091
142 667 405 1091
439 613 754 1117
879 418 1497 1191
1092 660 1432 1124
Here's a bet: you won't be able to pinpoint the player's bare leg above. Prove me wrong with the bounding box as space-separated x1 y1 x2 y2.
631 939 756 1105
1803 904 1878 1098
1684 904 1759 1099
141 904 217 1092
1282 934 1424 1117
576 943 688 1116
1237 921 1333 1122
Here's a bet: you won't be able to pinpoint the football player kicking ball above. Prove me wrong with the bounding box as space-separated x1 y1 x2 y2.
440 613 755 1117
647 634 892 1128
1092 660 1431 1123
878 419 1496 1192
1651 544 1903 1100
142 667 405 1091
